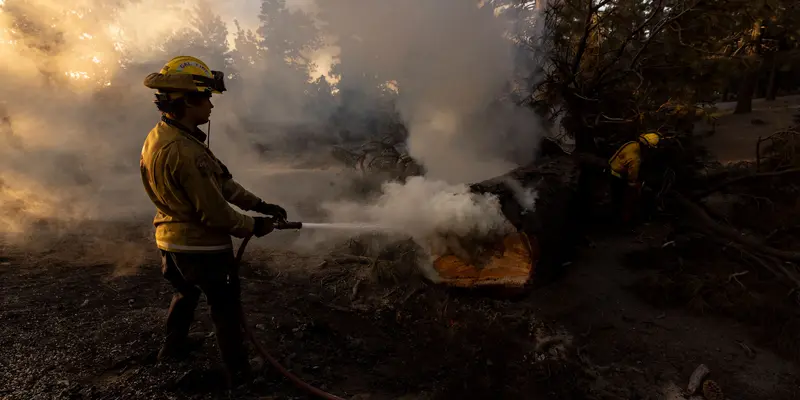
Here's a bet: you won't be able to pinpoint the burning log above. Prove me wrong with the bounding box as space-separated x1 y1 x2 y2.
431 232 538 290
431 142 582 292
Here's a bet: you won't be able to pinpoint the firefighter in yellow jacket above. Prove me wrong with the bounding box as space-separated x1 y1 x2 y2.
608 132 661 223
140 56 287 382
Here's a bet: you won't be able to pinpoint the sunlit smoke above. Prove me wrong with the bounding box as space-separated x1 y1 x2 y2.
319 0 543 184
0 0 547 272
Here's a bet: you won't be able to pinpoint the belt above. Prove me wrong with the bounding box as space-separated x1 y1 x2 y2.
156 240 233 252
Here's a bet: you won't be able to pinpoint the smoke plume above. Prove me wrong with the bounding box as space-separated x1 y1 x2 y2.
313 0 542 260
320 0 541 183
321 176 515 256
0 0 544 269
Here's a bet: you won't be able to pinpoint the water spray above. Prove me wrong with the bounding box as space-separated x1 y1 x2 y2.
299 222 390 231
273 220 392 232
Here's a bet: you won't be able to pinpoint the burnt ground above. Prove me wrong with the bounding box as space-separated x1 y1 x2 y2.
1 220 799 400
4 104 800 400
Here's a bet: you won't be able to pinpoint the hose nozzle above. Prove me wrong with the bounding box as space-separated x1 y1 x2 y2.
274 220 303 230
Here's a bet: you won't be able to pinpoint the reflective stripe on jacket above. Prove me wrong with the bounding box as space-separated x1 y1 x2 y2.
140 117 262 253
608 141 642 186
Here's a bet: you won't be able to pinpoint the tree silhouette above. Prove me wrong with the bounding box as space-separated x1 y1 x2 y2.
161 0 230 71
257 0 322 75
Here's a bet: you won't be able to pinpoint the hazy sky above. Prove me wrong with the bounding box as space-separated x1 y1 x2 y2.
215 0 332 77
218 0 316 32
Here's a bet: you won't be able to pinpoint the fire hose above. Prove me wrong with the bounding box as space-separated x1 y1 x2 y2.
233 220 346 400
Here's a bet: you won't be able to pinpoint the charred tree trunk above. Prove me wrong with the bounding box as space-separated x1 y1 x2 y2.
735 68 759 114
765 51 779 101
754 74 763 99
736 28 763 114
562 94 595 153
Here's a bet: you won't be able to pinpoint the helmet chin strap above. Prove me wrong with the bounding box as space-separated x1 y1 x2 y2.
207 120 211 148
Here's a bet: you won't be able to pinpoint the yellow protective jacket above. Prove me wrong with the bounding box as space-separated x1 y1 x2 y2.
608 141 641 186
140 117 262 253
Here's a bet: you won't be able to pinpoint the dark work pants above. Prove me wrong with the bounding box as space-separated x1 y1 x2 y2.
610 175 641 225
160 250 248 372
575 163 612 226
610 175 627 219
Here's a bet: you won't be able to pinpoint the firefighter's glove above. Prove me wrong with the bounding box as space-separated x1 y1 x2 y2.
254 201 288 221
252 217 275 237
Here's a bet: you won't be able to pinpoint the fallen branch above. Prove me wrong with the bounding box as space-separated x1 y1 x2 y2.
736 341 756 359
692 168 800 199
328 255 375 264
726 270 749 289
756 129 800 171
351 277 365 301
711 236 800 288
675 194 800 264
744 253 800 290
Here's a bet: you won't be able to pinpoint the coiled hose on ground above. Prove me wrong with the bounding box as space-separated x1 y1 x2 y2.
234 234 345 400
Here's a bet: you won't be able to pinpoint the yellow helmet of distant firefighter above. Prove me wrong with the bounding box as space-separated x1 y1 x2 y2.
638 132 661 148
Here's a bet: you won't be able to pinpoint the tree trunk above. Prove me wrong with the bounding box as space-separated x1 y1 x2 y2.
735 69 758 114
736 23 763 113
754 75 762 99
765 52 780 101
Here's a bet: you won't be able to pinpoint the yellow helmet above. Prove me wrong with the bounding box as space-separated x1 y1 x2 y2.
638 132 661 148
143 56 226 100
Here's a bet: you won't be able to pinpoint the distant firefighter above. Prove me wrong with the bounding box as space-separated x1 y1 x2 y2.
607 132 661 223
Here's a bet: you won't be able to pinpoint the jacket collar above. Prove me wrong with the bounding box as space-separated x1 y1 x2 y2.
161 115 207 143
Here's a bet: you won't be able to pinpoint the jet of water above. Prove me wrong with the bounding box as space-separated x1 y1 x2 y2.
300 222 392 232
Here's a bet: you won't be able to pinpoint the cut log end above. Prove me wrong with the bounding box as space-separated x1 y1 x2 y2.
430 232 540 292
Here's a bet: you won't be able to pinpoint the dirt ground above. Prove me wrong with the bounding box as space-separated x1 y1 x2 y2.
700 95 800 164
1 220 798 400
3 100 800 400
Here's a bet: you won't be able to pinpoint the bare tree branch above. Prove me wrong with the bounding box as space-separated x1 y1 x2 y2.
570 0 615 77
570 2 599 76
675 194 800 264
592 0 666 82
693 168 800 199
629 0 704 69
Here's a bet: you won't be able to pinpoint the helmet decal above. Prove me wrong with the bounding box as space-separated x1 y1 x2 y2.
176 61 210 76
147 56 225 94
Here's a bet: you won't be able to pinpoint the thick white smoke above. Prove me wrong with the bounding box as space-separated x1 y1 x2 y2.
321 176 515 256
0 0 545 268
314 0 543 258
320 0 542 184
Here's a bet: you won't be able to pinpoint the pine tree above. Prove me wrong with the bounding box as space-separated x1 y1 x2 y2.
162 0 230 70
257 0 322 75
